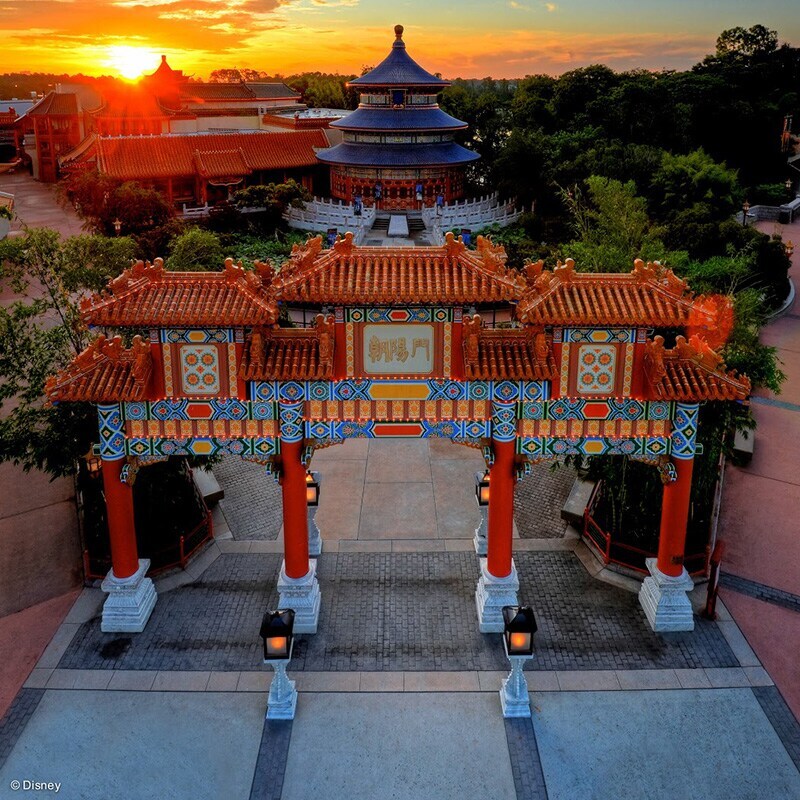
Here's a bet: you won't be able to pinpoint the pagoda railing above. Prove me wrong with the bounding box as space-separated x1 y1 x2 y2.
423 192 523 241
284 196 375 243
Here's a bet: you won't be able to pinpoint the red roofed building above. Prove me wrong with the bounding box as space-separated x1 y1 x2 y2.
61 128 330 206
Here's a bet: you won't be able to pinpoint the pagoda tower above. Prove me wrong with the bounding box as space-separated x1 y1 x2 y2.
317 24 479 211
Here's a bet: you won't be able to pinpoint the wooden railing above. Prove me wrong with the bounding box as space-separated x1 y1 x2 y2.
582 481 709 576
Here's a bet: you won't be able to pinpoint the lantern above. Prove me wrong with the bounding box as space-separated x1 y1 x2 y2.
83 447 102 478
260 609 295 661
305 472 320 506
502 605 537 657
475 471 490 507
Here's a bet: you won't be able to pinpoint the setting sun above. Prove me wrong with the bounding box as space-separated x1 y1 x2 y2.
105 45 157 80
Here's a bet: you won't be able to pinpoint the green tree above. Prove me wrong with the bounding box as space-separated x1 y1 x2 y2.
562 176 666 270
0 229 98 477
715 25 778 60
166 228 225 272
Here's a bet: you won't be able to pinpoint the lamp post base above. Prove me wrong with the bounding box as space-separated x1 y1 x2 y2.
278 559 321 634
500 654 533 718
265 659 297 720
308 507 322 557
100 559 157 633
473 507 488 556
475 558 519 633
639 558 695 632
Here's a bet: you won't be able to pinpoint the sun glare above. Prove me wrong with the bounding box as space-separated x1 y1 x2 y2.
105 46 157 81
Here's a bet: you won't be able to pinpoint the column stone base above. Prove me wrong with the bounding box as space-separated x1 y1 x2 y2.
308 507 322 557
475 558 519 633
278 559 321 634
638 558 695 632
473 507 488 556
101 559 157 633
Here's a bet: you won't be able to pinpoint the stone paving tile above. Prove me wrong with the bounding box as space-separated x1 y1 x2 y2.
214 456 282 541
515 462 575 539
249 719 293 800
674 668 713 689
106 671 158 691
151 671 211 692
743 666 774 687
753 685 800 772
22 669 53 689
57 551 738 674
615 669 679 690
505 718 549 800
0 689 44 771
704 667 747 688
206 671 241 692
402 671 480 692
358 672 404 692
556 670 621 691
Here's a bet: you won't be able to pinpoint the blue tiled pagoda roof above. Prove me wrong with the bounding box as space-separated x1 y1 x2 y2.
331 107 466 131
350 25 449 88
316 141 479 167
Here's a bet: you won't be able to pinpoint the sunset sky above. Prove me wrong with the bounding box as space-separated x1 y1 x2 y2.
2 0 799 80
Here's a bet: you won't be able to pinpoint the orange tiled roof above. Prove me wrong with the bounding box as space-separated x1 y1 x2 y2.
273 232 527 306
193 148 250 178
26 91 79 117
644 335 750 401
516 258 723 331
46 335 152 402
78 129 327 180
240 314 334 381
81 258 278 328
462 314 557 380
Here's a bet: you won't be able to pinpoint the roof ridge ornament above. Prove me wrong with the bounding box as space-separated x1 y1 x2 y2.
444 230 466 257
553 258 576 283
223 256 247 284
333 231 355 255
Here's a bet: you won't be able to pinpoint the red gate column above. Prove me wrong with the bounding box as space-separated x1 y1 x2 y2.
97 403 157 633
476 399 520 633
277 401 321 634
639 402 698 632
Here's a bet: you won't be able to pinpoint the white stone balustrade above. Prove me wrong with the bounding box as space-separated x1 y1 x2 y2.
284 196 375 244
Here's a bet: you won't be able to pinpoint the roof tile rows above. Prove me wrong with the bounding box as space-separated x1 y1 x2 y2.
274 233 523 306
46 335 152 402
463 316 557 380
644 335 750 401
73 129 327 181
81 258 278 328
54 236 750 404
516 258 714 329
240 315 334 381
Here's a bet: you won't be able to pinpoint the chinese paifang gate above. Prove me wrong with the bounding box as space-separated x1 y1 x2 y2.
47 233 750 634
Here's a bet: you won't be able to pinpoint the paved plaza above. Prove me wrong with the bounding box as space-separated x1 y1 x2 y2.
0 438 798 799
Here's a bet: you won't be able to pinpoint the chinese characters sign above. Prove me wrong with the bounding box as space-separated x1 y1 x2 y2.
362 324 434 375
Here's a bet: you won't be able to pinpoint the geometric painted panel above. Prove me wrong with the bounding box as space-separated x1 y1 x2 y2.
125 436 277 458
517 436 671 458
162 328 232 344
565 328 635 343
576 344 616 395
180 345 220 395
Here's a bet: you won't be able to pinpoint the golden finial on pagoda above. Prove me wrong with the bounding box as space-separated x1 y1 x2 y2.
394 24 404 39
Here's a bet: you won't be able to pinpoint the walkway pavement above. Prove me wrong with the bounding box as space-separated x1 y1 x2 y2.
0 171 83 237
717 218 800 719
0 438 798 799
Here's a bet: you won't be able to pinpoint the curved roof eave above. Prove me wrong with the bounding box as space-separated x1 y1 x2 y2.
330 107 467 131
316 141 480 167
